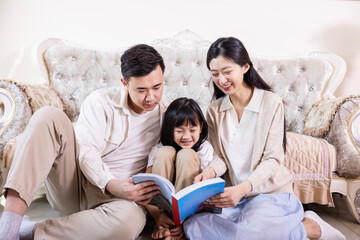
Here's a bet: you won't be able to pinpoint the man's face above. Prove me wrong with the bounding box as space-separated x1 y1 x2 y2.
122 65 164 114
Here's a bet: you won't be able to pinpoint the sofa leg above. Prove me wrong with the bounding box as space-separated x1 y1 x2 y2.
0 169 3 195
331 177 360 224
346 181 360 224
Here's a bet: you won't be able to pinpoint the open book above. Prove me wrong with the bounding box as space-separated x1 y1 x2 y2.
132 173 225 226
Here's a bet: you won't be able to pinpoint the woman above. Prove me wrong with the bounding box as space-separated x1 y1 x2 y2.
183 37 345 240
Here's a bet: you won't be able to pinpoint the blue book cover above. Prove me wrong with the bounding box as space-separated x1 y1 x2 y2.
132 173 225 226
173 179 225 225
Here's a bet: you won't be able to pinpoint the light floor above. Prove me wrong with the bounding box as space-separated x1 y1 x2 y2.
1 192 359 239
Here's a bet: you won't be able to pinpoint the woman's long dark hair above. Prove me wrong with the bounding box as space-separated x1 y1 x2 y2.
207 37 287 152
160 97 208 152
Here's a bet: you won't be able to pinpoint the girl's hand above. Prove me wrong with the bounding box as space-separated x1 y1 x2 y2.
193 166 216 183
205 180 252 208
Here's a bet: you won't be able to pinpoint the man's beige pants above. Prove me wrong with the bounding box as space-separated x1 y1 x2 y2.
151 146 202 192
3 107 146 240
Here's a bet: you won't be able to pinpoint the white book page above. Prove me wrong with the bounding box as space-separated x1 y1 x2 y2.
133 173 175 203
174 178 224 199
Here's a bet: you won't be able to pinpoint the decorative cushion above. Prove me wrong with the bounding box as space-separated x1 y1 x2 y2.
303 95 360 137
284 132 336 204
303 95 360 178
327 97 360 178
23 83 64 113
0 80 32 161
0 79 63 162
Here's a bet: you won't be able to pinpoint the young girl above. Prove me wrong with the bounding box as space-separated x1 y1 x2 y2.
145 97 213 240
183 37 345 240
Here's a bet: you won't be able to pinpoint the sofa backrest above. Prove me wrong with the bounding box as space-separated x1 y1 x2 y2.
35 30 346 134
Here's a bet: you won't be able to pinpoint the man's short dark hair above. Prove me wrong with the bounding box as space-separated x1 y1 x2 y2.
120 44 165 82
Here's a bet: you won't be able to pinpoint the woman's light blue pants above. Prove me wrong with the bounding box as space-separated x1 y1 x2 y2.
183 193 307 240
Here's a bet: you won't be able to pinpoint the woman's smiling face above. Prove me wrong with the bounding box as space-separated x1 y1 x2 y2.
209 55 249 95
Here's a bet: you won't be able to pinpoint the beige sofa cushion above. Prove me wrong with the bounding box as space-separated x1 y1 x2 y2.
284 132 336 205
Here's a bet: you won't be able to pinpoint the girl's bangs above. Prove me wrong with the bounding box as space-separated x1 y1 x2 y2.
174 107 199 127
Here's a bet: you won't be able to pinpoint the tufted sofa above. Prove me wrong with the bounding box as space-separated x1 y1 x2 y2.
0 30 360 225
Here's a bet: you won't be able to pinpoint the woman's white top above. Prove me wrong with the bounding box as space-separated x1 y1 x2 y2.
147 140 214 170
222 88 264 185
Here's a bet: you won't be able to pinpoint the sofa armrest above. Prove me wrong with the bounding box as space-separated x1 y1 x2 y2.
0 79 64 162
304 95 360 178
0 134 21 194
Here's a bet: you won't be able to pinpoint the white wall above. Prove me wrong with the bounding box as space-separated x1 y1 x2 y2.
0 0 359 97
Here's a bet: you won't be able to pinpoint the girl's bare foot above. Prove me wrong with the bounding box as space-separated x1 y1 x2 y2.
151 226 171 239
164 226 185 240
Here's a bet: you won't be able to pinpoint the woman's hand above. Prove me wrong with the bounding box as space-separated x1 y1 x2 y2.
193 166 216 183
105 178 160 205
205 180 252 208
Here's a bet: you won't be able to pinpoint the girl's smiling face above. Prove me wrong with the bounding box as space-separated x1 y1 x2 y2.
173 121 202 149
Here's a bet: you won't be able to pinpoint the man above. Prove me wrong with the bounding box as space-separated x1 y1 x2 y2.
0 44 169 239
